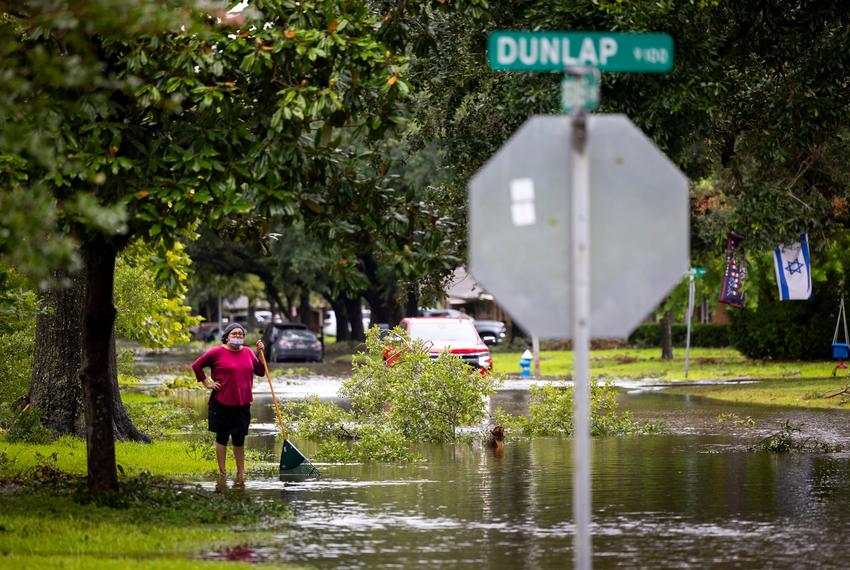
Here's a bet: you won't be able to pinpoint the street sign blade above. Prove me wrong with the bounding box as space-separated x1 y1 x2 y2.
488 31 674 73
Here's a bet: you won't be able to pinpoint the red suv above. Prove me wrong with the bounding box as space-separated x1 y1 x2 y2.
388 317 493 373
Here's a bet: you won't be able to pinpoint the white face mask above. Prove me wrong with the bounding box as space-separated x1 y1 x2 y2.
229 337 245 347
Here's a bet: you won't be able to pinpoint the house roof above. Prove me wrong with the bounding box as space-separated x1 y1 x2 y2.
445 267 493 303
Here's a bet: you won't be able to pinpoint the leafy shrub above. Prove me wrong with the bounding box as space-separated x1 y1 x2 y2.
728 293 834 360
350 424 419 462
117 374 143 387
117 348 136 376
0 329 35 406
286 327 500 462
344 327 500 442
494 380 664 437
716 413 756 427
153 374 205 395
280 397 354 440
124 398 194 440
0 273 37 336
0 269 37 406
113 241 201 349
628 323 730 348
7 406 52 443
750 421 842 453
314 438 354 462
0 402 15 429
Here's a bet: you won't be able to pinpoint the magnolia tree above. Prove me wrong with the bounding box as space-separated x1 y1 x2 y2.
0 0 425 492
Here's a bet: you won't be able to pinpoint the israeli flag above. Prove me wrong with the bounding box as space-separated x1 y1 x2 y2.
773 233 812 301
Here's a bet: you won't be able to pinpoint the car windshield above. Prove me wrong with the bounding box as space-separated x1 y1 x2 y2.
407 320 479 343
281 329 316 341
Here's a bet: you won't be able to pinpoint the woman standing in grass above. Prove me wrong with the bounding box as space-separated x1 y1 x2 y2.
192 322 265 485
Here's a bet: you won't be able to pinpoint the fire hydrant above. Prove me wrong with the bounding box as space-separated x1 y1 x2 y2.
519 349 532 378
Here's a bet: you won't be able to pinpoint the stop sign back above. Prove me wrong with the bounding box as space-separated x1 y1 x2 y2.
468 114 688 339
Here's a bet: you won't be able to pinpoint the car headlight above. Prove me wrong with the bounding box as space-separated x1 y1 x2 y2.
479 356 491 367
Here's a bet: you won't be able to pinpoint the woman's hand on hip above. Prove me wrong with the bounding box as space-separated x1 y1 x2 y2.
204 378 221 390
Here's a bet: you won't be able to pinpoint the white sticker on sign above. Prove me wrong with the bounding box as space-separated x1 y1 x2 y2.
510 178 536 226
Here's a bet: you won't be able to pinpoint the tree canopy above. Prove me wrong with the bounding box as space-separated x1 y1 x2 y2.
399 0 850 256
0 0 457 491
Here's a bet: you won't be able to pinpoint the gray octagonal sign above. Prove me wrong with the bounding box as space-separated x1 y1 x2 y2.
468 114 689 339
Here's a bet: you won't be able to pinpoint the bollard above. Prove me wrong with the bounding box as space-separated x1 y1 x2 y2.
519 349 532 378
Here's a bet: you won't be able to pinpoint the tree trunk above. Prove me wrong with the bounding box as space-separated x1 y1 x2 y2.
661 309 674 361
204 301 215 321
80 238 119 492
343 293 365 341
285 294 294 321
359 252 403 327
328 296 350 340
363 286 402 327
108 333 150 443
247 296 256 333
257 275 285 320
30 270 149 443
30 270 86 436
405 283 419 318
299 289 311 327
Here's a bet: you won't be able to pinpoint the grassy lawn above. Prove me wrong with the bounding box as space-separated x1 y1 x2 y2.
491 347 850 409
664 378 850 409
0 436 235 478
492 347 839 381
0 434 289 570
0 483 290 570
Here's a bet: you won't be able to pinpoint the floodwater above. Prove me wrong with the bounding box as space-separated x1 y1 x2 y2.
158 370 850 569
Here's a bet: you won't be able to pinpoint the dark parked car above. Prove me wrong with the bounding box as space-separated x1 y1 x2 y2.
472 320 507 346
420 309 507 346
262 323 323 362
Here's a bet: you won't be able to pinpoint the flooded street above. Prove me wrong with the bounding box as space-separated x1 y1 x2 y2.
225 436 850 569
142 356 850 569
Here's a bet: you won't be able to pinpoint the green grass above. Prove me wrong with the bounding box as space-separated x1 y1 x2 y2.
0 430 292 570
0 476 292 570
665 378 850 409
492 347 839 381
0 436 267 479
491 347 850 409
0 558 280 570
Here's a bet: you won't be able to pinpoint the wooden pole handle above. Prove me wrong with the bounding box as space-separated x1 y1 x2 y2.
259 348 287 440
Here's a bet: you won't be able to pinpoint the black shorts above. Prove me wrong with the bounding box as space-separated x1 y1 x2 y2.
207 394 251 444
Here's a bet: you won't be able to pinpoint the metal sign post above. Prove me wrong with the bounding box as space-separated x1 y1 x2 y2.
532 335 541 377
473 31 682 570
684 268 706 378
684 270 695 378
570 107 592 570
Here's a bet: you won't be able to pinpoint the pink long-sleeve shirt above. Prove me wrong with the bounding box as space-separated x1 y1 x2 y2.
191 345 265 406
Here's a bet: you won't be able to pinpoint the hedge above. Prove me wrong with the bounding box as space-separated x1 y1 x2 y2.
728 293 835 361
627 323 730 348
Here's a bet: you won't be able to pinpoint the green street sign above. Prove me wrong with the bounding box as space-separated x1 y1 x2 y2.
561 73 599 113
488 31 674 73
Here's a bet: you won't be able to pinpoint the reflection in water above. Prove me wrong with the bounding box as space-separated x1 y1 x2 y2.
172 385 850 568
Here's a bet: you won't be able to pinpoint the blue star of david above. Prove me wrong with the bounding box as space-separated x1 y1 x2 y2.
786 259 804 275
